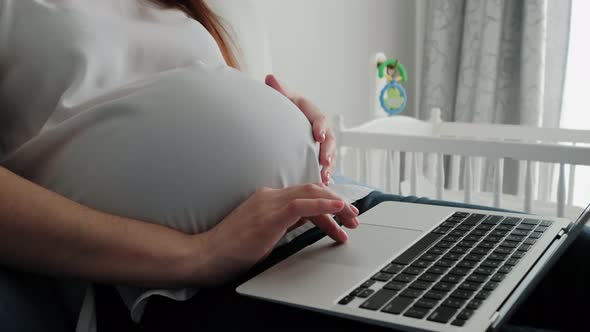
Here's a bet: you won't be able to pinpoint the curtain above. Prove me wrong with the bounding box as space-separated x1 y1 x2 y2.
419 0 572 199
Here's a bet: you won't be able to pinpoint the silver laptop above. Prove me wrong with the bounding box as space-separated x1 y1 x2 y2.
236 200 590 331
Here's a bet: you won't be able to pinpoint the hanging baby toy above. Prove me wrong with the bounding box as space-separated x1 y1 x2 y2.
378 58 408 116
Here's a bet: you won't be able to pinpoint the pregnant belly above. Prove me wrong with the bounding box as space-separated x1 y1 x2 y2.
2 65 322 234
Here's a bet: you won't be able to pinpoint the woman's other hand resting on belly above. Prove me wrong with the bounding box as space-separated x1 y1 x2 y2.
0 167 359 288
265 75 336 185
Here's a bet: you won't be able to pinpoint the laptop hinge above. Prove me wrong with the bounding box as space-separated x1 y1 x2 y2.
557 229 566 238
488 311 501 331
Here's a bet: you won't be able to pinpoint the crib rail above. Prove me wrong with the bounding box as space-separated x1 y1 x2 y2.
335 113 590 219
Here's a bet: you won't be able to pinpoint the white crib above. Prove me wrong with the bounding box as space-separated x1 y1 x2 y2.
334 108 590 220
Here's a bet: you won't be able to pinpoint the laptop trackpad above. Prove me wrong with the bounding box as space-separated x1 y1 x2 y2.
237 224 423 306
295 224 423 267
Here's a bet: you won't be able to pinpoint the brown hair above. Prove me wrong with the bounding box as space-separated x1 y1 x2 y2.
147 0 240 69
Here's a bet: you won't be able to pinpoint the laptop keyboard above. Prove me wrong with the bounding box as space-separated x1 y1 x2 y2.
338 212 553 327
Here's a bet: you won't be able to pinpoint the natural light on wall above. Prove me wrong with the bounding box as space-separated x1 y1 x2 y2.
560 0 590 207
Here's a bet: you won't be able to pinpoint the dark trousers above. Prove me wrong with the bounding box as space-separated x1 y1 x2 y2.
94 191 590 332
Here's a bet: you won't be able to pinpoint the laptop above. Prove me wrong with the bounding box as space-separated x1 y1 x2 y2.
236 200 590 331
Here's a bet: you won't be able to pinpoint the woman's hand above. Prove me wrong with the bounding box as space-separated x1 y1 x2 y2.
265 74 336 185
197 183 359 285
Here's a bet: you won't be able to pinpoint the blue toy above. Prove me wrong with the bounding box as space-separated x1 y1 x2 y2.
378 59 408 116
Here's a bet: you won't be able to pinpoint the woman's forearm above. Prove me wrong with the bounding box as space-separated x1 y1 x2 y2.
0 167 204 288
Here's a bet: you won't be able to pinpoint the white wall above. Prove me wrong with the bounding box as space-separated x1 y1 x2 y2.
254 0 417 128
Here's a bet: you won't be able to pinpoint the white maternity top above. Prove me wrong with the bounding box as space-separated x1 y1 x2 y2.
0 0 373 330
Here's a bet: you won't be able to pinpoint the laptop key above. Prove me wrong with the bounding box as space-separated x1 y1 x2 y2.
474 266 495 275
423 290 446 301
467 274 488 283
358 289 375 298
450 289 474 300
381 296 414 314
428 306 458 323
449 267 471 276
360 289 397 311
518 244 532 252
384 281 406 291
481 260 502 268
512 230 531 237
505 258 520 266
502 217 521 225
464 254 485 262
372 272 394 282
400 288 423 299
458 260 478 269
488 253 509 261
522 219 540 225
435 259 455 268
491 273 506 282
467 299 483 310
415 298 439 309
483 282 499 291
494 247 514 255
403 267 425 275
459 282 480 291
350 287 364 296
496 225 515 231
441 274 463 284
516 224 536 230
432 282 454 293
453 212 469 217
432 226 452 234
443 235 461 242
361 280 375 288
523 238 537 245
497 265 513 274
471 229 488 236
409 281 432 290
536 226 549 233
419 253 439 261
475 290 491 300
428 247 446 255
411 260 432 269
540 220 553 227
392 233 443 265
512 251 526 259
472 247 491 255
450 246 470 254
483 215 502 224
393 274 415 283
427 266 449 275
338 295 355 305
529 232 543 239
451 319 466 326
442 298 465 308
404 306 430 319
382 263 405 274
418 273 440 283
457 309 474 320
500 240 519 248
443 253 463 261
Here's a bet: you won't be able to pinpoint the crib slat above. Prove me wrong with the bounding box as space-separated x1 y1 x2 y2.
473 157 482 192
493 158 504 208
337 146 345 175
524 160 533 213
363 149 370 185
410 152 418 196
568 164 576 207
436 154 444 200
392 150 400 194
557 163 566 218
450 155 460 190
385 150 392 193
464 156 472 204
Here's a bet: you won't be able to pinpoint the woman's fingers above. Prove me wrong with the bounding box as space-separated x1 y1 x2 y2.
280 183 358 223
279 198 348 243
265 74 295 99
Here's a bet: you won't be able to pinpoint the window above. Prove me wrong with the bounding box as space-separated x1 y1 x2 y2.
560 0 590 207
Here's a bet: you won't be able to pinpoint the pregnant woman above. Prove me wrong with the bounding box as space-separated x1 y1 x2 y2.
0 1 588 332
